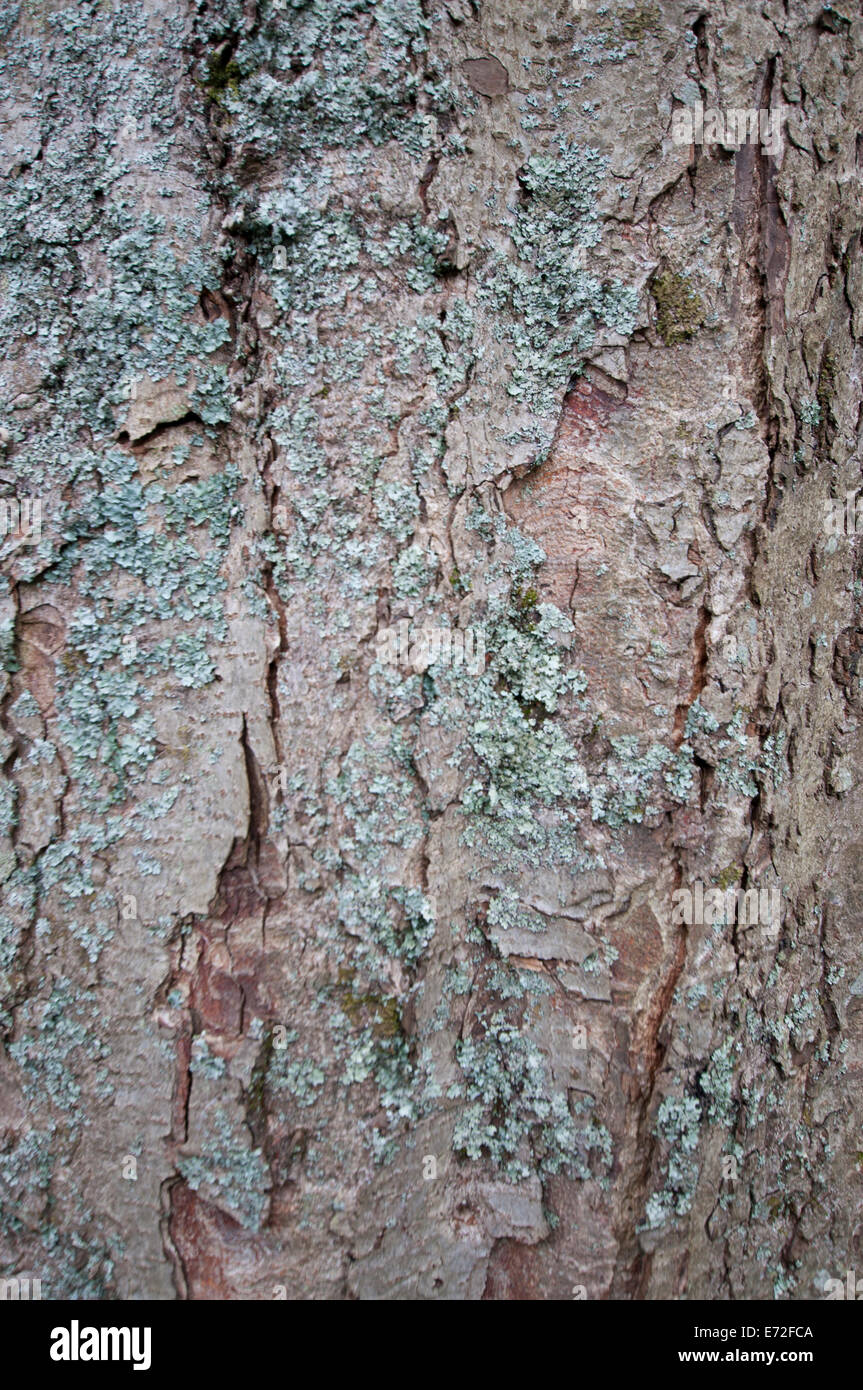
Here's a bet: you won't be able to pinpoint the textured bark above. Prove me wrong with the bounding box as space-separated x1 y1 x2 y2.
1 0 862 1301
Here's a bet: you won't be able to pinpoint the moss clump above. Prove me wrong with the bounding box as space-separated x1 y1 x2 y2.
513 583 539 613
620 4 662 41
336 969 402 1038
203 48 242 104
651 270 704 346
715 863 743 891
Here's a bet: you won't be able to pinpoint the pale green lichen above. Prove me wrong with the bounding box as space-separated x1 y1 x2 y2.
480 140 638 418
451 1009 611 1182
643 1094 703 1229
698 1038 738 1127
177 1108 270 1233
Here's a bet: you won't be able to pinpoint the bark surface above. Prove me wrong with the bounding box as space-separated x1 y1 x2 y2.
1 0 862 1300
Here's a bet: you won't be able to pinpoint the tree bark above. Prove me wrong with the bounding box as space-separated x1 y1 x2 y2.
1 0 862 1300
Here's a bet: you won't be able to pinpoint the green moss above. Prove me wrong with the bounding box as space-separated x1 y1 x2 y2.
512 583 539 617
335 969 402 1038
651 269 704 346
203 49 243 105
715 863 743 891
619 3 662 41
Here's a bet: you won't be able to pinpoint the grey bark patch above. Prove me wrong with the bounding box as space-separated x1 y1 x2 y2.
462 56 509 96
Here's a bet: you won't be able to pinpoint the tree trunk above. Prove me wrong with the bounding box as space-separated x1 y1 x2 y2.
1 0 862 1300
